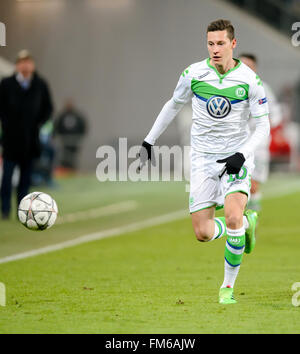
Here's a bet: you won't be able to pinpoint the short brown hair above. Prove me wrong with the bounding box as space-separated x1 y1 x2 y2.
207 19 235 41
239 53 257 63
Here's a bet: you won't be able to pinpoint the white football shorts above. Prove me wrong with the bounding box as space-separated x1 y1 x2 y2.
189 149 255 213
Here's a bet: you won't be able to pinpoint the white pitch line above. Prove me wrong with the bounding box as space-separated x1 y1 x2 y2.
1 177 300 265
56 200 138 225
0 209 188 265
262 179 300 199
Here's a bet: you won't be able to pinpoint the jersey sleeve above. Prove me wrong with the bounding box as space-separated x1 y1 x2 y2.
172 68 193 104
248 75 269 118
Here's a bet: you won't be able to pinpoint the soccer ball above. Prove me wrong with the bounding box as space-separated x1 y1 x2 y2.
18 192 58 231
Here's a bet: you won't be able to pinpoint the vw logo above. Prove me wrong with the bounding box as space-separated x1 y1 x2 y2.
206 95 231 119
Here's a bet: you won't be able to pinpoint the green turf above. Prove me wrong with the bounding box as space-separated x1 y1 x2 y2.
0 174 300 333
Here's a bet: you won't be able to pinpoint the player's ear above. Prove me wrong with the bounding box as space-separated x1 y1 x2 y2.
231 38 237 49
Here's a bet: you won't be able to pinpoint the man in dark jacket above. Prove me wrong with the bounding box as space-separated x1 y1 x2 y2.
54 99 87 170
0 50 53 219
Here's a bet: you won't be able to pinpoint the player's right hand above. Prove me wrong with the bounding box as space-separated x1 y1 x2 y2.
216 152 245 175
138 141 156 169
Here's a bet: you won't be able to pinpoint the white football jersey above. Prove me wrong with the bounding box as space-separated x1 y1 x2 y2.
173 58 269 154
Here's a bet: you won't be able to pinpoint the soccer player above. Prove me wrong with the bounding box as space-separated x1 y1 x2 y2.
139 19 270 304
239 53 282 212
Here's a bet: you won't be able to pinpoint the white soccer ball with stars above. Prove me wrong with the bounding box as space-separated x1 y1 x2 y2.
18 192 58 231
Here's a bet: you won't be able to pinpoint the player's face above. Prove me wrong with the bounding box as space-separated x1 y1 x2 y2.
207 30 236 67
240 57 257 72
16 58 35 79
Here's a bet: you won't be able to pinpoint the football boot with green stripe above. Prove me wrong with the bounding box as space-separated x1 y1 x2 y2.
244 209 258 254
219 287 237 304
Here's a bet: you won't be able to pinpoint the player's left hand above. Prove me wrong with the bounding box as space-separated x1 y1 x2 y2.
216 152 245 175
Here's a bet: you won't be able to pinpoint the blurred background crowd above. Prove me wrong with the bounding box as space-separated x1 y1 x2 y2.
0 0 299 217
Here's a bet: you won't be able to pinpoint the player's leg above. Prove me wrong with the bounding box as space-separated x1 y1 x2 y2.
224 192 248 229
189 150 228 242
0 159 16 218
191 206 227 242
248 178 261 211
219 192 248 304
222 164 257 255
191 206 217 239
248 148 269 212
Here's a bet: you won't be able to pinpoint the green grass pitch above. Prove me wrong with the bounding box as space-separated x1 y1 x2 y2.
0 174 300 333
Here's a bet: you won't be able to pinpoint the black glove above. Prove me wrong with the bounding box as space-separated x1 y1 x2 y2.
216 152 245 175
138 141 156 169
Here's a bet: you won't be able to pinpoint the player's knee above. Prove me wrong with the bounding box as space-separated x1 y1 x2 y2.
250 180 260 194
225 214 243 229
194 227 211 242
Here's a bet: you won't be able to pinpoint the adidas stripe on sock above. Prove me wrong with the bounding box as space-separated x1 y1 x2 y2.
209 217 227 241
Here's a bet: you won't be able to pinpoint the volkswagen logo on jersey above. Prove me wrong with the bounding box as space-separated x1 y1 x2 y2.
206 95 231 119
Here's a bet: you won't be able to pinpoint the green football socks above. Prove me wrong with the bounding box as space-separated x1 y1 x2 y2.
221 227 245 292
207 216 254 303
210 217 227 241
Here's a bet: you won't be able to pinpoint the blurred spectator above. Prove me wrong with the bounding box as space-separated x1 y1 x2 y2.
0 50 53 219
54 99 87 170
239 53 284 212
293 77 300 126
282 0 300 14
31 120 56 187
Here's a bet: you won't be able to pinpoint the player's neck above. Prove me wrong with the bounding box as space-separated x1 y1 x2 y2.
214 58 237 75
